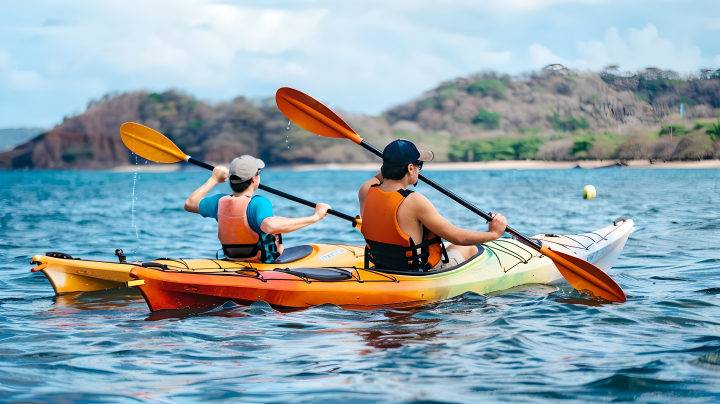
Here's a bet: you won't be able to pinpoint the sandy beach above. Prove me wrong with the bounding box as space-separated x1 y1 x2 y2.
282 159 720 172
112 163 183 172
111 159 720 173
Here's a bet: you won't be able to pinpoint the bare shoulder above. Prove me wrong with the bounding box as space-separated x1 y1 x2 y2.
404 191 434 211
361 176 381 190
404 191 426 202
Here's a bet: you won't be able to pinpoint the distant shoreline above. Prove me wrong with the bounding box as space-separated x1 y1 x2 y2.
110 159 720 173
285 160 720 171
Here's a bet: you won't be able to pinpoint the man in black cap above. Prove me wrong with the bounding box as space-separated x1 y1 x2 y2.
184 155 331 263
358 140 507 271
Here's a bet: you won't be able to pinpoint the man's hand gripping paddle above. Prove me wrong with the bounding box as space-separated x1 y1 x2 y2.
119 122 362 231
275 87 626 302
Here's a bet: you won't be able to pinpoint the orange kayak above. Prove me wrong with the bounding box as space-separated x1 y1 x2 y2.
129 219 634 311
30 244 365 294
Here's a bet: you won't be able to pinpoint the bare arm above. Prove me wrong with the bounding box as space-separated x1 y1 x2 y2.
358 172 383 218
184 167 229 214
407 194 507 245
260 203 331 234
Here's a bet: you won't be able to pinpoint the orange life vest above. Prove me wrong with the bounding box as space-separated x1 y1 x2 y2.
217 195 283 263
361 185 448 271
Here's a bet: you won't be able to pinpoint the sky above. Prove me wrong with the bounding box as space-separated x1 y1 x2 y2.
1 0 719 128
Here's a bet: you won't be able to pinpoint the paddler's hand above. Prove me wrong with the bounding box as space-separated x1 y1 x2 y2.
313 203 331 221
488 213 507 239
211 166 229 183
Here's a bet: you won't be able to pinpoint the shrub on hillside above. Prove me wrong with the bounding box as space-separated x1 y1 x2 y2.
672 133 715 160
677 97 698 107
645 137 677 161
570 133 625 159
440 85 458 100
569 140 593 157
450 137 544 161
548 112 589 132
589 140 622 160
705 118 720 141
615 135 655 160
660 125 689 137
634 92 649 102
614 132 716 161
473 109 501 130
467 80 506 99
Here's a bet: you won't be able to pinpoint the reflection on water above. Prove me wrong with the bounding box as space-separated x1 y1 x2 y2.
1 168 720 402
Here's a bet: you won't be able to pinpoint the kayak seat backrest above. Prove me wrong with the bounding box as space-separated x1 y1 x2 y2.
275 267 353 281
274 245 314 264
370 245 486 276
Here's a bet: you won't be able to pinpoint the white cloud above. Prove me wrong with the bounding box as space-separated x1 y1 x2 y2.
484 0 608 12
1 0 718 126
531 24 713 73
1 0 512 119
0 52 44 91
58 2 329 88
529 43 567 69
385 0 692 13
577 24 705 71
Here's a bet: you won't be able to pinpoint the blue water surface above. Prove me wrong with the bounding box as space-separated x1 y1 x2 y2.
1 167 719 403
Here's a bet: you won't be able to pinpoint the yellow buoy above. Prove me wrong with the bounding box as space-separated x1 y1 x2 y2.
583 185 596 200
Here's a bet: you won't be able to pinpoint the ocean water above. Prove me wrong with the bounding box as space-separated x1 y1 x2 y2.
1 167 719 403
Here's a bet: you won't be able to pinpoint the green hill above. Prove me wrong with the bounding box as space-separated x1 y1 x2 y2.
2 67 719 169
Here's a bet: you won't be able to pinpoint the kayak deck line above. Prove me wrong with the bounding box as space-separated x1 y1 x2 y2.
538 219 630 252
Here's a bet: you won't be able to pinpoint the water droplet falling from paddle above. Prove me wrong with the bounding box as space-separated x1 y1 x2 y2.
131 153 140 259
286 120 291 149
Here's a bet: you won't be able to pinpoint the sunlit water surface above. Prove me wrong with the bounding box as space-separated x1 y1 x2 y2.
1 168 719 403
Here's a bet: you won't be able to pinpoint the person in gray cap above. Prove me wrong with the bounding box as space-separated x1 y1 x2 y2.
357 139 506 272
185 155 331 263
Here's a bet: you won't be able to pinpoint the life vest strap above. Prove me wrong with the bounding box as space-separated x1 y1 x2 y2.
365 237 436 271
364 234 449 271
416 235 449 264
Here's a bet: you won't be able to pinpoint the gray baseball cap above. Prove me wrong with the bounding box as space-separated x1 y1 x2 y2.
229 155 265 182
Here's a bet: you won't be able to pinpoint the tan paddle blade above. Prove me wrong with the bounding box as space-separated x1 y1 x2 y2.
540 246 627 302
276 87 363 145
120 122 187 163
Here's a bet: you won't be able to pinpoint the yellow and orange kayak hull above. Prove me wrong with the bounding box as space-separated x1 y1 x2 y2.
130 220 634 311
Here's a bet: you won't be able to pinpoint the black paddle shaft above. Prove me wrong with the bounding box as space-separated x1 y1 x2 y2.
186 157 357 224
359 141 541 249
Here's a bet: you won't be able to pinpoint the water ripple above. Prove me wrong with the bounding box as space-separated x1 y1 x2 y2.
2 169 720 402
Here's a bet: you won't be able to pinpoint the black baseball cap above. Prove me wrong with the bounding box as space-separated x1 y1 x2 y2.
382 139 434 167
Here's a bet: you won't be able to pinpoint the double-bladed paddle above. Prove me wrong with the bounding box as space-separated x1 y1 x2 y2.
119 122 362 231
275 87 627 302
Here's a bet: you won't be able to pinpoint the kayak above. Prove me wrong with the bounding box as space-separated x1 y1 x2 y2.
30 244 365 295
128 218 634 311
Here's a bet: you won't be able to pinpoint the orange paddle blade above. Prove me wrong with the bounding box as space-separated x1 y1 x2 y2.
276 87 363 145
541 246 627 302
120 122 187 163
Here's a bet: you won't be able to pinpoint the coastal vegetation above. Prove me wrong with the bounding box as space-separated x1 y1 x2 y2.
1 66 719 169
